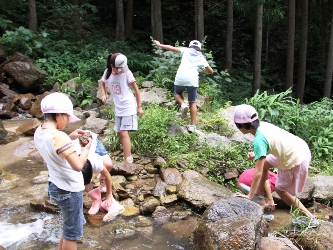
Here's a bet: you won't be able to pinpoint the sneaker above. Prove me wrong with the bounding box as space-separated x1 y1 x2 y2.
262 214 274 222
309 216 320 228
292 216 320 228
125 156 133 164
180 103 189 119
187 125 196 132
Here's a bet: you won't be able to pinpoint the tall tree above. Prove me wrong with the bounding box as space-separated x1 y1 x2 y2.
252 1 263 96
116 0 125 40
285 0 295 91
195 0 204 41
72 0 82 41
296 0 308 103
151 0 163 42
28 0 37 33
320 0 328 65
125 0 133 38
323 1 333 98
225 0 233 74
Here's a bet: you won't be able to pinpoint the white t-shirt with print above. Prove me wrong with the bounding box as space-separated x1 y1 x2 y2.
174 48 209 87
34 126 85 192
102 70 137 116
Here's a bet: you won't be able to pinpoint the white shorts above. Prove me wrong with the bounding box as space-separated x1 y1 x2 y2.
114 115 138 132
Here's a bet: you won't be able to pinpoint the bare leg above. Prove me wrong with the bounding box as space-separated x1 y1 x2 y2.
275 189 313 218
118 131 132 163
189 102 197 125
59 235 77 250
174 93 184 105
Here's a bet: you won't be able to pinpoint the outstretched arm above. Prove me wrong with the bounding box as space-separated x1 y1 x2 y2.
203 65 214 74
153 40 181 53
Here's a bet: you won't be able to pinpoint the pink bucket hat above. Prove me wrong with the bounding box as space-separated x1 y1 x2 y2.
233 104 259 123
41 92 80 123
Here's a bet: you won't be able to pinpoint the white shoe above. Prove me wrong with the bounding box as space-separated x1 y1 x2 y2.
180 103 189 119
187 125 196 132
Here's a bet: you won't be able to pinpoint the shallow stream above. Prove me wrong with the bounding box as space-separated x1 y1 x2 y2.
0 119 300 249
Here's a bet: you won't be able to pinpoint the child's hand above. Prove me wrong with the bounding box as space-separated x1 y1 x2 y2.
104 194 113 207
247 151 255 160
265 200 276 211
234 192 250 200
82 137 92 152
137 106 144 117
153 40 160 46
69 129 85 140
101 94 109 104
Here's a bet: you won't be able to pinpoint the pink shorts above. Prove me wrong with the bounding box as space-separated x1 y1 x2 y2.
266 146 311 196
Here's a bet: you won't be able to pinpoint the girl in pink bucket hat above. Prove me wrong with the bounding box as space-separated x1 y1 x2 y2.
234 104 319 228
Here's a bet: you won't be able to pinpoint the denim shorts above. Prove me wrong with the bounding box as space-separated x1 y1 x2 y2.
48 182 85 241
174 85 198 102
95 138 109 156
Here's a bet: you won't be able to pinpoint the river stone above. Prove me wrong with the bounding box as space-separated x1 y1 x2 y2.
193 197 267 250
139 196 160 215
311 175 333 201
177 177 233 210
292 220 333 250
261 237 299 250
160 167 183 186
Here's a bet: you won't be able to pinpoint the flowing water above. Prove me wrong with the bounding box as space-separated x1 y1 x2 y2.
0 119 194 249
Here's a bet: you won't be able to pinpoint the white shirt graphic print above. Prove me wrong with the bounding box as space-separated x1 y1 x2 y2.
102 69 137 116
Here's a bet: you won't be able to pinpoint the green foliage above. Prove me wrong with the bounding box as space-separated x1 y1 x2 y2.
59 77 97 107
197 107 235 137
0 27 48 56
245 88 297 131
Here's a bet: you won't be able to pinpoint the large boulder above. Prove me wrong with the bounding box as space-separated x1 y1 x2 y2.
193 197 267 250
177 177 233 211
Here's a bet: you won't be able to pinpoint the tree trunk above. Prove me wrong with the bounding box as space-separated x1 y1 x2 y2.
323 1 333 98
296 0 308 103
252 2 263 96
116 0 125 41
195 0 204 42
285 0 295 91
28 0 38 33
151 0 163 43
225 0 233 74
125 0 133 38
264 24 269 69
320 0 328 68
72 0 82 41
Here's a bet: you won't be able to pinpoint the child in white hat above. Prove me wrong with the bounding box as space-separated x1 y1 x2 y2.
99 53 144 164
34 92 92 249
153 39 213 132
